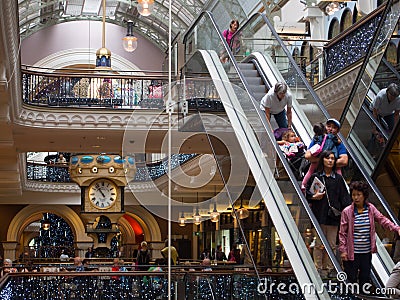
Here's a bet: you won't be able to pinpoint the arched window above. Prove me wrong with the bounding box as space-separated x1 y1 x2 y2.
386 42 397 66
301 42 313 65
340 9 353 32
353 5 362 23
328 18 340 39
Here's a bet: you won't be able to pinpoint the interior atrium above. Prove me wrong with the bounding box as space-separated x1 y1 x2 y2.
0 0 399 299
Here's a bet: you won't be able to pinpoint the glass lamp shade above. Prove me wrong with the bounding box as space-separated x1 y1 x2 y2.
325 2 340 15
194 208 202 225
210 211 220 222
232 207 249 219
194 215 201 225
42 220 51 230
178 213 186 227
210 203 220 222
122 36 138 52
137 0 154 17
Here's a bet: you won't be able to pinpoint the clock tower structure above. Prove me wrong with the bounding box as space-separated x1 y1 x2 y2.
69 154 136 251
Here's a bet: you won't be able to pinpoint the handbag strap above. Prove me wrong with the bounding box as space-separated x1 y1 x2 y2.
322 177 334 208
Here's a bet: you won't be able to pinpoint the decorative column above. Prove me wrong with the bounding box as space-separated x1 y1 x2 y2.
150 241 165 259
75 242 94 258
2 241 18 261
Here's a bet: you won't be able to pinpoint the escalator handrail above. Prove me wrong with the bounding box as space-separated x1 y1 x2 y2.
182 11 253 98
190 49 328 299
239 52 342 275
381 57 400 82
251 11 400 229
339 0 394 125
372 114 400 180
362 100 390 141
183 11 344 276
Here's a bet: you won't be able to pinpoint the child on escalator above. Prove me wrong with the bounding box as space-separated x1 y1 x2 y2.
277 129 306 180
277 130 305 158
302 122 341 190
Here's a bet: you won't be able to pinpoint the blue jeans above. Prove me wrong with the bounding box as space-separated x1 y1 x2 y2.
272 110 288 129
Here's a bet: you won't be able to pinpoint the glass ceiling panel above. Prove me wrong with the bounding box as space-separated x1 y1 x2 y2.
18 0 209 51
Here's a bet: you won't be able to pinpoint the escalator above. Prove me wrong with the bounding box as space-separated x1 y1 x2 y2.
182 12 346 300
230 5 400 286
181 7 400 297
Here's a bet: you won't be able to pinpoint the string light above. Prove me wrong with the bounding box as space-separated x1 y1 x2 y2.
0 272 349 298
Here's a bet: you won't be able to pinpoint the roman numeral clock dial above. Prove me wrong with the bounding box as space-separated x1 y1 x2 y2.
88 179 118 209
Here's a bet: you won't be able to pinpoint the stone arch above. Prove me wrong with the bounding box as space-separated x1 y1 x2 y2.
328 18 340 39
8 205 90 242
33 48 143 73
123 206 162 242
6 205 91 250
340 8 353 32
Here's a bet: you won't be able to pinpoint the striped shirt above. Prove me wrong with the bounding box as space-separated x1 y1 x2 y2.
353 207 371 253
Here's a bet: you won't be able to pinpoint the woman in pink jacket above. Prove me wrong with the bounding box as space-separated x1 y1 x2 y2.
339 181 400 291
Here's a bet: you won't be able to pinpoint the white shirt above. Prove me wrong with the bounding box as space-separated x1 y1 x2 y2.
260 88 292 114
60 254 69 261
372 88 400 116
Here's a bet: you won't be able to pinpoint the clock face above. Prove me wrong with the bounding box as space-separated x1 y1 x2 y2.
88 179 118 209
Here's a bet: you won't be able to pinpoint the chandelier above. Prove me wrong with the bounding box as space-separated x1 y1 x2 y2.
122 21 138 52
325 2 341 15
137 0 155 17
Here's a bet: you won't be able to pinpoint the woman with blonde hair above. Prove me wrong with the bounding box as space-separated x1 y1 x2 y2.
136 241 151 271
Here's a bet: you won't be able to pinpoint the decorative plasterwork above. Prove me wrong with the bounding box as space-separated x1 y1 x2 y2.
16 108 164 129
15 107 235 131
314 65 360 108
24 178 174 194
33 49 143 72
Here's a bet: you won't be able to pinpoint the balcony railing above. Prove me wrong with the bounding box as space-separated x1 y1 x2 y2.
309 5 385 85
26 154 197 183
22 67 168 109
0 269 305 300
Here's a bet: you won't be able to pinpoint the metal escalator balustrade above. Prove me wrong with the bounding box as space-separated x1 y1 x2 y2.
232 9 400 287
182 11 353 300
335 2 400 279
183 8 400 294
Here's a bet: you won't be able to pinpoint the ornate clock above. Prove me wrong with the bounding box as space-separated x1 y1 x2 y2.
82 177 124 214
88 178 118 209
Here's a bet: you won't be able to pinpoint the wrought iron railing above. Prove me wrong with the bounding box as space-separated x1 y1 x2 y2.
26 154 197 183
21 67 168 109
309 5 385 84
0 270 304 300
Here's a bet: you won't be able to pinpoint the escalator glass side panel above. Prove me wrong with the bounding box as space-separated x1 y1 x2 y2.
341 2 400 136
183 13 245 92
231 11 400 285
231 13 329 141
182 10 399 293
347 106 389 173
373 121 400 237
183 50 336 298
